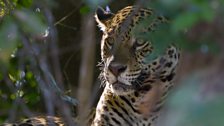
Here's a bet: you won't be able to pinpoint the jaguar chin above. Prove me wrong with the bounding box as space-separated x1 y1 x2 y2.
109 81 136 95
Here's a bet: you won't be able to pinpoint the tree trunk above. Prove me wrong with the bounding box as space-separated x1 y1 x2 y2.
77 12 96 125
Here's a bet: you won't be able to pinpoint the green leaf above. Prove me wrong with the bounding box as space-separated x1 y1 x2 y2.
172 12 199 32
17 0 33 8
24 92 40 104
80 6 90 15
0 17 19 65
199 2 215 22
172 2 215 32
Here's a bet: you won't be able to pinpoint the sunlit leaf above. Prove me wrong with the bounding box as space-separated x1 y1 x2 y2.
0 8 5 17
10 94 16 100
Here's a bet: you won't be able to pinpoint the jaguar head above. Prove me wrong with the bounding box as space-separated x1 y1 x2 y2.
95 6 153 95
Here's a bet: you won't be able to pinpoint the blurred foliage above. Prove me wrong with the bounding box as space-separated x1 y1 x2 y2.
0 0 78 123
136 0 223 60
0 0 49 123
160 74 224 126
0 0 34 17
79 6 90 15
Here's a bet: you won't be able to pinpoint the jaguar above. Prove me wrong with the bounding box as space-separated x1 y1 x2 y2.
91 6 179 126
1 5 180 126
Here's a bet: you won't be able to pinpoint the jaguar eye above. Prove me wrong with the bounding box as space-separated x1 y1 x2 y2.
136 40 146 46
106 37 114 49
133 40 148 51
103 38 114 58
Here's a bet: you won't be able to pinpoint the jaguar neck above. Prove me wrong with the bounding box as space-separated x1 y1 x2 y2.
92 84 162 126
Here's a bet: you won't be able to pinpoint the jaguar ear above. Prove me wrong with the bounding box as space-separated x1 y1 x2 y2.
95 6 114 31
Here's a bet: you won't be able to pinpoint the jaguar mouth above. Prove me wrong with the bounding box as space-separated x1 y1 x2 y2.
110 81 135 93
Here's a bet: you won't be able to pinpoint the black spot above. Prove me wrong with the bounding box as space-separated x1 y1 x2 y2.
140 11 146 17
103 106 108 111
119 96 140 114
161 70 166 75
120 105 130 116
107 100 113 106
161 78 166 82
166 73 175 81
168 49 174 56
112 107 131 125
143 117 148 121
173 54 177 59
161 73 175 82
134 92 139 97
111 117 121 125
102 114 109 122
25 120 32 123
131 98 135 102
165 62 173 68
147 27 152 31
152 61 157 65
140 52 143 56
139 85 151 92
152 68 155 72
157 16 163 21
145 10 153 15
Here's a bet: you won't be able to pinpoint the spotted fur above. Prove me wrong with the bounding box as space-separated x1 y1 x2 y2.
92 6 180 126
2 116 65 126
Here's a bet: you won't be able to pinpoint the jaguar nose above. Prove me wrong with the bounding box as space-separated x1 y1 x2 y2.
108 63 127 77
